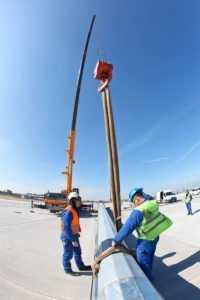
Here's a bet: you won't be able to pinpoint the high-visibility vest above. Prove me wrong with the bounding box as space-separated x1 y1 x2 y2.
135 200 173 241
60 205 81 235
185 194 191 203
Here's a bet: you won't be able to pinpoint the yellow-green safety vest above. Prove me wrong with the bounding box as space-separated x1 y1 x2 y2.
185 195 191 203
135 200 173 241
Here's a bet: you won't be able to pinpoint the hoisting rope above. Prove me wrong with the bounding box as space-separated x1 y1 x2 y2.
102 87 122 231
95 22 107 62
93 25 135 276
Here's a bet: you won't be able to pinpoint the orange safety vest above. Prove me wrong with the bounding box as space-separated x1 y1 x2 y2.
60 205 81 235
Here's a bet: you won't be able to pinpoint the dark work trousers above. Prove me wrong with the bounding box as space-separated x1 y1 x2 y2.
61 235 85 272
136 236 159 281
185 201 192 215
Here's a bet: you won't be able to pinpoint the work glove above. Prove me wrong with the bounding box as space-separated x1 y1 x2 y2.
111 241 118 248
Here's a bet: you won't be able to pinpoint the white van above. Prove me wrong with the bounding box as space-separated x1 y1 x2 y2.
157 190 177 203
191 187 200 197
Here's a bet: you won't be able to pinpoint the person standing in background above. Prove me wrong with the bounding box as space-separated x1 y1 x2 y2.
185 190 193 215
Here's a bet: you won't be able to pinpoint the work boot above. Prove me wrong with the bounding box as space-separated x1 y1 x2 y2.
65 270 80 276
79 265 92 271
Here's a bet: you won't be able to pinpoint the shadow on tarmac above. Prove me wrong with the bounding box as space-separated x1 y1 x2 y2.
125 233 200 299
107 207 200 299
154 250 200 299
193 209 200 215
78 271 93 276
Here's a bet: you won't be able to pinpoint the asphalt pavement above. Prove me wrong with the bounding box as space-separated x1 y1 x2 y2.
0 199 97 300
0 197 199 300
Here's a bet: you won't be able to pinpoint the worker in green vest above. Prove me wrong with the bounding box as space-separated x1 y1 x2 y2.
113 188 173 281
185 190 193 215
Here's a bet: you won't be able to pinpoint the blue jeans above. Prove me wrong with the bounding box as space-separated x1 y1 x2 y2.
186 202 192 215
136 237 159 281
61 235 85 272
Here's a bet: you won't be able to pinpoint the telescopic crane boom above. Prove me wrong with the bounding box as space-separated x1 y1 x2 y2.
62 15 96 195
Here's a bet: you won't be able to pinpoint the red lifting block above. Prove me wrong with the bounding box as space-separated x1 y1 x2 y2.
94 61 113 82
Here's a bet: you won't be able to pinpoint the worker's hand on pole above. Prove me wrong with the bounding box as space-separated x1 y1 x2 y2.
72 241 79 247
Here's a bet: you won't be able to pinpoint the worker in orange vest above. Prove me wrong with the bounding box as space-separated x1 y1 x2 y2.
60 192 92 275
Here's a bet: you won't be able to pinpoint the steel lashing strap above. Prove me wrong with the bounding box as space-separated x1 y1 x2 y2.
92 243 136 276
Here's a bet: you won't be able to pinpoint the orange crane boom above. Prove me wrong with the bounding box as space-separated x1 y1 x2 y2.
62 15 96 195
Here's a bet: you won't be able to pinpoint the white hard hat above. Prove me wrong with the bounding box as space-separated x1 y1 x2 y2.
68 192 80 201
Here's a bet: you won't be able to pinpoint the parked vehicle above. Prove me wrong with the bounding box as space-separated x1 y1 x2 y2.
191 187 200 197
157 190 177 203
44 192 68 211
32 195 46 209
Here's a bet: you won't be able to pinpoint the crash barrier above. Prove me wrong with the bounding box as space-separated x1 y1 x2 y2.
91 203 163 300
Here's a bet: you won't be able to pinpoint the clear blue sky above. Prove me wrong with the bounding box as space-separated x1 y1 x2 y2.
0 1 200 200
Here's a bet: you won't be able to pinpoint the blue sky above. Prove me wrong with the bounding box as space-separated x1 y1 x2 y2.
0 0 200 200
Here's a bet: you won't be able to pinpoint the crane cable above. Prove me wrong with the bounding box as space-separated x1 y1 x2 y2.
95 22 107 62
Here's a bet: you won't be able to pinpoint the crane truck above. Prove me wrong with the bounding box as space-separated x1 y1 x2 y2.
44 16 96 213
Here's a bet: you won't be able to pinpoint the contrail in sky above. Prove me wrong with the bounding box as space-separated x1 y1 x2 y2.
119 121 164 157
161 141 200 175
142 157 170 163
179 142 200 162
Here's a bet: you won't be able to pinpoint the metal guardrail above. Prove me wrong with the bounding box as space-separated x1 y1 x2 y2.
91 203 163 300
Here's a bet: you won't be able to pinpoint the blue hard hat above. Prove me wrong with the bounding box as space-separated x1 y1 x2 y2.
129 187 143 202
